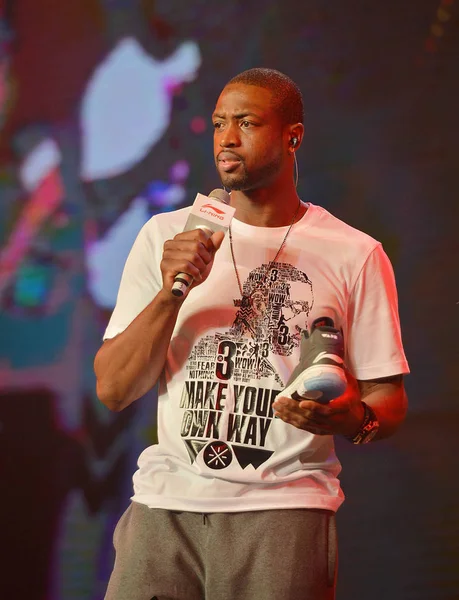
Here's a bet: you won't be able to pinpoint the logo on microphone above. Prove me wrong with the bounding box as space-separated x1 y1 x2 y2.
200 204 226 220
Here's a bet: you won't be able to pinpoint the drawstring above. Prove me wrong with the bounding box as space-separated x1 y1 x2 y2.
202 513 208 525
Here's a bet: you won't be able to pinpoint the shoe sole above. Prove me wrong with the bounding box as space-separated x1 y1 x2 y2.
282 364 347 404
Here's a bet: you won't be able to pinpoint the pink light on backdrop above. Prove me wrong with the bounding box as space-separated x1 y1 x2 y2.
0 167 64 298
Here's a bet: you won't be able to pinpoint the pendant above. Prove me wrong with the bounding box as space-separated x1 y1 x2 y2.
233 295 252 309
241 295 252 308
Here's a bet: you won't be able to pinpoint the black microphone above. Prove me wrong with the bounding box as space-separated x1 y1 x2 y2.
171 188 234 297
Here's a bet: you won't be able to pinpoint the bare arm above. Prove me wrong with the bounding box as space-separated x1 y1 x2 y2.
94 228 225 412
357 374 408 440
94 289 182 411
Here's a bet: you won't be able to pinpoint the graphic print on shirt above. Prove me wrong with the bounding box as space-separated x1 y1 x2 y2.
180 262 314 470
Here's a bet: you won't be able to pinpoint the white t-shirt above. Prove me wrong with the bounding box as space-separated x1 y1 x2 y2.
104 202 409 513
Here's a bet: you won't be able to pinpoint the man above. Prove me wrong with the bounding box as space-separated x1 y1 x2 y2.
94 68 409 600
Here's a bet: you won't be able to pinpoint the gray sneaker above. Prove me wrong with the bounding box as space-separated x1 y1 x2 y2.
282 317 347 404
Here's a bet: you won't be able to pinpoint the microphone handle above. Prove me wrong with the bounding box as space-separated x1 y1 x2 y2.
171 225 214 297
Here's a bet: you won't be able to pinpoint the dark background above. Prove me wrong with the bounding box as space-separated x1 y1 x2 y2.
0 1 458 598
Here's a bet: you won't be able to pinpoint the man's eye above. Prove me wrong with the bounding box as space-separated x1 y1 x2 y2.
213 122 223 129
241 121 251 128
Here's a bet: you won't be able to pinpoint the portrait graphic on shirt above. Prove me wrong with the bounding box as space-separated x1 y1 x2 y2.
180 262 314 470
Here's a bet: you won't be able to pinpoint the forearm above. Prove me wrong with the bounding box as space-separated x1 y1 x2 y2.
94 289 181 411
359 377 408 440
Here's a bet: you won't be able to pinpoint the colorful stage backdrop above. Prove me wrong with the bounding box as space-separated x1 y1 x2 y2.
0 1 458 598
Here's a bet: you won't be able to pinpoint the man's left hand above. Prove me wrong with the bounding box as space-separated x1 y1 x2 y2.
272 371 364 437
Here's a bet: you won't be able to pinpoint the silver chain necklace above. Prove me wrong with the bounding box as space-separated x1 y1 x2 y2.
228 199 302 304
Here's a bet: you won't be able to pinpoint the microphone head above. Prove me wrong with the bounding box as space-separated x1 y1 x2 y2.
209 188 231 205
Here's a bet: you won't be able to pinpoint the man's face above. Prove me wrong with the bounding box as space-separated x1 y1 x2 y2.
213 83 288 191
251 291 266 314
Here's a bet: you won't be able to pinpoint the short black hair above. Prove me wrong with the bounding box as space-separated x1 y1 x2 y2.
226 68 304 125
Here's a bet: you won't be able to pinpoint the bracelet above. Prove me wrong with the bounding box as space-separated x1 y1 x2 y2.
345 401 379 445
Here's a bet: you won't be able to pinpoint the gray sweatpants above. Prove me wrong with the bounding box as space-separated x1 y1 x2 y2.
105 501 337 600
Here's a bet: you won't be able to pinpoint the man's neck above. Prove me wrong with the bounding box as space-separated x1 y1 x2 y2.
229 186 305 227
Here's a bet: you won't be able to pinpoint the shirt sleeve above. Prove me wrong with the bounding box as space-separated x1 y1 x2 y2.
345 243 410 380
103 220 162 340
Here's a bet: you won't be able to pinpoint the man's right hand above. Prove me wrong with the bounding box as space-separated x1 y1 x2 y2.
160 228 225 296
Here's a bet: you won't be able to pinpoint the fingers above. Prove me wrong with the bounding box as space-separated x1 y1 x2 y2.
211 230 225 250
272 396 349 435
160 229 222 293
274 396 328 429
298 399 348 416
273 368 364 435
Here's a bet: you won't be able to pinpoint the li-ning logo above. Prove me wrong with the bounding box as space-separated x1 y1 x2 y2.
312 351 344 365
200 203 226 220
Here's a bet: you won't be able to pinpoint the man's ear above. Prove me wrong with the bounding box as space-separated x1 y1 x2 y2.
288 123 304 150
